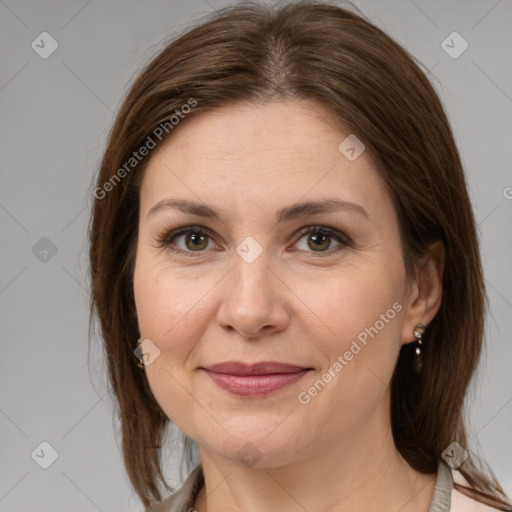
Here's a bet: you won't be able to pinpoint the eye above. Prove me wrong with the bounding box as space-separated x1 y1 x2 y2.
292 225 350 256
157 226 215 256
156 225 351 257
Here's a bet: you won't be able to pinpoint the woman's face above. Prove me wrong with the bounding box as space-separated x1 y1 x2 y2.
133 99 421 467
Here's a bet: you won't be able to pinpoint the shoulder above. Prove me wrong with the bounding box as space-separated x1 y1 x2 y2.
149 463 506 512
451 488 499 511
146 465 203 512
451 469 504 512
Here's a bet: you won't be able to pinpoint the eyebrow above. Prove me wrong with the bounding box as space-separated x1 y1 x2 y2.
147 197 370 223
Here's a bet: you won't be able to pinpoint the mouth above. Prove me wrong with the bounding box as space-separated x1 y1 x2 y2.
200 361 313 397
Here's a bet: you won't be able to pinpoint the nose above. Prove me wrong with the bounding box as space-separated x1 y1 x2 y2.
216 251 290 340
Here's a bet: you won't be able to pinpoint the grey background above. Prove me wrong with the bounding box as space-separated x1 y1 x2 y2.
1 0 511 511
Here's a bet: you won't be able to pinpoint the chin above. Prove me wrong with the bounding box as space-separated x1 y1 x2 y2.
196 417 313 469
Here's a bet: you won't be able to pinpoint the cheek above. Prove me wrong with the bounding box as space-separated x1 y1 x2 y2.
133 241 406 432
296 275 404 436
295 263 405 411
133 256 212 428
133 252 213 347
134 245 406 371
294 261 405 351
132 253 224 420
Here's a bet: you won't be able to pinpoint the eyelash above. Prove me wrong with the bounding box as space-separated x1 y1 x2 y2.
155 224 352 258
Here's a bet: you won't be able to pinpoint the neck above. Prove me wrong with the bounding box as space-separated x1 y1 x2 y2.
193 398 437 512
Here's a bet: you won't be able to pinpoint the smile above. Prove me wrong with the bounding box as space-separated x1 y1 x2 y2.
200 361 312 397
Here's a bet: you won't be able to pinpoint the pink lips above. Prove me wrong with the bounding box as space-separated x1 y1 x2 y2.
201 361 311 397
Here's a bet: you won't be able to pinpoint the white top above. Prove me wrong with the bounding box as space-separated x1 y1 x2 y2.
147 461 500 512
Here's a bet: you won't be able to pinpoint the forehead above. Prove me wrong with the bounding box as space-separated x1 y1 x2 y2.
139 99 393 225
151 99 353 169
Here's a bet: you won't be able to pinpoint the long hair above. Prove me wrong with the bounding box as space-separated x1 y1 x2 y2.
88 1 512 509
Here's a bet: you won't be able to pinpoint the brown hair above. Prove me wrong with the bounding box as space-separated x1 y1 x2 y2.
88 1 512 509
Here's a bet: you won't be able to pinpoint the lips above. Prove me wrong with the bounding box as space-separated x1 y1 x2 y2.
201 361 312 397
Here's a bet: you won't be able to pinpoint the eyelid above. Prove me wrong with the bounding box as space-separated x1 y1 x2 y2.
156 224 351 257
293 225 351 246
157 225 215 257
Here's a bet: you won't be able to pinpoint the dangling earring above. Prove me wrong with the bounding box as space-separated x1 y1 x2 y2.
135 338 145 369
413 323 425 374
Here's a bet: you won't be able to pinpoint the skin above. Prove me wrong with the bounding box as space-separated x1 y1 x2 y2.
133 99 445 512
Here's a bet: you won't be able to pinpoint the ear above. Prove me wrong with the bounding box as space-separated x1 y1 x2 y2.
401 241 445 346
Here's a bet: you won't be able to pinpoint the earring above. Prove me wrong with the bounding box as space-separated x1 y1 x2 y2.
413 323 425 374
135 338 145 369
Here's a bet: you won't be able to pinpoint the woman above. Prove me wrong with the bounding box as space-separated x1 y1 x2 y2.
88 1 512 511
